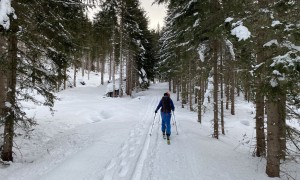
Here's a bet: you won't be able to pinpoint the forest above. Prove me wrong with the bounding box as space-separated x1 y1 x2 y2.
0 0 300 178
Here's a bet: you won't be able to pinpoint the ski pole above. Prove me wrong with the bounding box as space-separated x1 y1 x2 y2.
158 112 161 124
172 111 179 135
171 114 175 125
149 113 156 136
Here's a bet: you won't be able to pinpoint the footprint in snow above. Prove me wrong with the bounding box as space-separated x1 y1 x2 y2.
105 159 116 170
119 166 129 177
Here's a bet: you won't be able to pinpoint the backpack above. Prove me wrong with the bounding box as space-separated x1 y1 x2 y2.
162 96 171 113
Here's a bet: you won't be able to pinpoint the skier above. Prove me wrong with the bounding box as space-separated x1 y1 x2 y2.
155 92 175 143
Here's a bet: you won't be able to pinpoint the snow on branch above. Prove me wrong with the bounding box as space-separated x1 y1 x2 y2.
225 39 235 61
230 21 251 41
197 43 206 62
0 0 15 30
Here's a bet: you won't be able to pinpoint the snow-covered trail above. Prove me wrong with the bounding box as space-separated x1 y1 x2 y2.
1 82 279 180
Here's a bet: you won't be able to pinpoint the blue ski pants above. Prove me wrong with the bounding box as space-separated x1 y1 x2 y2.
161 112 171 135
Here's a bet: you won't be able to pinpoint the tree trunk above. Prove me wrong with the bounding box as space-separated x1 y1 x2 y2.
2 13 18 161
119 3 124 97
73 64 77 87
87 52 91 80
126 51 133 96
278 93 286 160
220 43 225 135
63 66 67 90
81 53 85 77
213 40 219 139
172 78 176 93
112 28 116 97
96 57 100 72
266 98 280 177
181 74 187 108
225 71 230 110
126 52 130 95
230 66 235 115
109 52 112 81
101 56 105 85
256 92 266 157
197 76 202 124
0 70 6 119
0 36 6 119
176 80 180 102
255 0 270 158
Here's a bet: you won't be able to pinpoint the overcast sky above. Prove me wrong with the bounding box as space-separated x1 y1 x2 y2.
139 0 167 30
87 1 167 30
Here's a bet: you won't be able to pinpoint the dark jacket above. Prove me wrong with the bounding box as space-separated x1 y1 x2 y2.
155 96 175 113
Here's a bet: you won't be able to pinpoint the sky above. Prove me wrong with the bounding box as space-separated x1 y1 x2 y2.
86 0 167 30
139 0 167 30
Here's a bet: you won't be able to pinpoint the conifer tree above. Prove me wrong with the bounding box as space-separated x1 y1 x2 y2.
0 0 93 161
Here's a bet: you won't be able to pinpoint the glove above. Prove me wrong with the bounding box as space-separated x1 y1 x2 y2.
155 110 157 113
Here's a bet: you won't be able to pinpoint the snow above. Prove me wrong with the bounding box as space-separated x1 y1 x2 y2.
197 43 206 62
271 20 282 27
225 17 234 23
231 24 251 41
5 102 11 108
263 39 279 47
270 78 278 87
106 81 120 93
0 71 299 180
225 39 235 60
193 19 199 28
0 0 14 29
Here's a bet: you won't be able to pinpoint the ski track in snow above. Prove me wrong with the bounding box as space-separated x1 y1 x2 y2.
143 110 200 180
102 95 159 180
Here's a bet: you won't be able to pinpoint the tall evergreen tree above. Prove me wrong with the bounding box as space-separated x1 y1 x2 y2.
0 0 93 161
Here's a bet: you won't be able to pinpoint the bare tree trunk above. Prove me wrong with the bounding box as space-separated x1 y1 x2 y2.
126 51 133 96
278 93 286 160
255 0 269 158
73 64 77 87
109 53 112 81
81 53 85 77
197 76 202 124
0 70 6 119
0 36 6 119
2 14 18 161
230 65 235 115
169 78 171 92
188 58 194 111
225 71 230 110
96 57 100 72
181 74 187 108
172 78 176 93
119 2 124 97
220 43 225 135
112 28 116 97
101 56 105 85
256 92 266 157
126 52 130 95
176 80 180 102
266 98 280 177
213 40 219 139
87 52 91 80
63 66 67 90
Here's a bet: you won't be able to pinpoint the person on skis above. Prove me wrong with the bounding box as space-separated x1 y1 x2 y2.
155 92 175 141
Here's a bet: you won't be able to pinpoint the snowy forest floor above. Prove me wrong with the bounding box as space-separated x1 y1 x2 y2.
0 71 299 180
